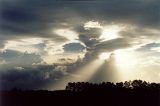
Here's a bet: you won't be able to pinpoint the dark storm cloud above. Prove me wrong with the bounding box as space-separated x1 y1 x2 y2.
0 50 42 69
95 38 131 53
74 26 102 49
0 0 73 41
82 38 131 61
0 0 159 55
0 64 68 90
73 24 132 62
1 0 159 38
71 26 102 61
0 59 84 90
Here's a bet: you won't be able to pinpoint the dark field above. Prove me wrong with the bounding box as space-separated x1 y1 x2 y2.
1 80 160 106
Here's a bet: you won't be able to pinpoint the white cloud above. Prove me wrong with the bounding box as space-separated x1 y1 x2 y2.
3 38 44 53
151 47 160 52
44 40 64 55
84 21 102 30
15 67 24 70
54 28 78 41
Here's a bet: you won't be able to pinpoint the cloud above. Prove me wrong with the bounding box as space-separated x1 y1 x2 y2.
95 38 130 53
0 40 5 51
0 50 42 70
3 38 45 53
134 42 160 67
0 61 81 90
14 67 24 70
137 43 160 52
1 0 159 39
53 28 78 41
1 0 159 59
0 66 54 90
84 21 102 30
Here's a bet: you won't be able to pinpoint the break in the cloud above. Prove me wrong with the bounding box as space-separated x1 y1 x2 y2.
0 0 160 90
63 42 86 53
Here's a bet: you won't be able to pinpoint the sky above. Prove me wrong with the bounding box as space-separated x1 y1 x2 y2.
0 0 160 90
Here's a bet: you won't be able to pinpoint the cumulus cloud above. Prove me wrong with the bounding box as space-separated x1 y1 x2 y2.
84 21 102 30
53 28 78 41
0 50 42 70
3 38 45 53
0 60 84 90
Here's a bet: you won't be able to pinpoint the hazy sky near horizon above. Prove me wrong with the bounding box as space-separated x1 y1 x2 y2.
0 0 160 90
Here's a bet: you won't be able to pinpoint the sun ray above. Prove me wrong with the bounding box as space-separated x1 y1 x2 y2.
49 59 103 90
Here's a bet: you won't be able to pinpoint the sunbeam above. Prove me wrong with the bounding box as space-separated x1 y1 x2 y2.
49 59 104 90
96 50 139 83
